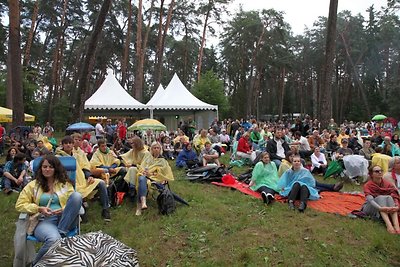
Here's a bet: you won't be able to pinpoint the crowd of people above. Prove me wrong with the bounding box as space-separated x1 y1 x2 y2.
1 115 400 264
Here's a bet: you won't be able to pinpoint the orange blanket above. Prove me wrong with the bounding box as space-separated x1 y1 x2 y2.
212 181 365 216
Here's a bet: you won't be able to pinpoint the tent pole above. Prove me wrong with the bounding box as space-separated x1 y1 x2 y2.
150 107 153 119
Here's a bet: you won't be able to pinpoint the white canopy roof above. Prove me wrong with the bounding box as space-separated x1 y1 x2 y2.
148 73 217 110
146 84 165 105
84 69 146 110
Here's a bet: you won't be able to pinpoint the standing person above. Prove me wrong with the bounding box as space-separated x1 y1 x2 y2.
117 119 127 142
362 165 400 234
2 152 28 194
43 122 54 135
278 155 319 212
104 119 115 144
95 118 105 140
15 155 82 265
249 152 280 205
0 122 5 156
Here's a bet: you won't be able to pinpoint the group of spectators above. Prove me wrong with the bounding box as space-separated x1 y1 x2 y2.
2 115 400 265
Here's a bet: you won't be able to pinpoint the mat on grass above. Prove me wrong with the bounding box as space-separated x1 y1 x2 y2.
211 180 365 216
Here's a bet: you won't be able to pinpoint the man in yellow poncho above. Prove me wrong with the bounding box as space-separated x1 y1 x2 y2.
135 141 174 216
57 135 111 221
90 139 124 181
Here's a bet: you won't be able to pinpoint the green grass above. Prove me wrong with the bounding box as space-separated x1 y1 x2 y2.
1 153 400 266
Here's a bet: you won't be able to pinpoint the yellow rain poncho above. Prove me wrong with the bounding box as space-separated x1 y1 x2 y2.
90 149 122 178
137 155 174 189
56 148 100 199
120 148 152 185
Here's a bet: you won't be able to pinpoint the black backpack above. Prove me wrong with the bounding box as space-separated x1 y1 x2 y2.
107 178 129 207
156 185 176 215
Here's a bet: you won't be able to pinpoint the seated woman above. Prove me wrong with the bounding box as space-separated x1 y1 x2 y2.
362 165 400 234
310 147 327 175
325 134 340 159
161 136 175 160
384 156 400 192
176 142 199 169
15 155 82 265
119 137 151 192
199 142 220 166
236 132 256 162
278 151 295 177
359 139 375 161
249 152 280 205
136 141 174 215
278 155 320 212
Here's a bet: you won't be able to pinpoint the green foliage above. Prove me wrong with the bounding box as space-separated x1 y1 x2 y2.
192 70 229 117
52 96 72 131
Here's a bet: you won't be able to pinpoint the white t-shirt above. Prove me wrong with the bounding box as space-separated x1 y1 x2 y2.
275 138 285 158
95 123 105 137
299 136 311 151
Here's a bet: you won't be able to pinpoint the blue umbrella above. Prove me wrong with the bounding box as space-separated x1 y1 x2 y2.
66 122 95 132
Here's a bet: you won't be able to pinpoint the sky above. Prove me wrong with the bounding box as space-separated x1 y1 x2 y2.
227 0 390 35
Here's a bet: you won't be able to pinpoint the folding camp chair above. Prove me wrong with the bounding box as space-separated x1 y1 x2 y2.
14 156 83 266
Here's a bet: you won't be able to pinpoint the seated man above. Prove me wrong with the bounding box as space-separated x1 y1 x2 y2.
336 138 353 159
308 130 325 152
2 152 28 194
90 139 124 182
57 135 111 221
200 142 220 166
266 128 290 168
219 129 231 151
291 131 312 159
176 142 199 169
359 139 375 161
379 136 400 157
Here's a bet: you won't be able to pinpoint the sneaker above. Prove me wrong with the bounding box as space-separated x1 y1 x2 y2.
288 200 296 210
333 181 345 192
298 202 307 212
102 209 111 222
261 192 269 204
266 193 275 203
3 188 12 195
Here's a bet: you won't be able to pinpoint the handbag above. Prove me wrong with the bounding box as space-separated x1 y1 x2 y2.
26 195 53 235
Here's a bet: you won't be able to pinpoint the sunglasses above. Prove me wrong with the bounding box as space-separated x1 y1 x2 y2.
372 169 383 174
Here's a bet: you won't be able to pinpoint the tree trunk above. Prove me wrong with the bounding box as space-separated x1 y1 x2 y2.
319 0 338 128
23 0 39 67
154 0 165 88
8 0 24 127
134 0 155 100
121 0 132 89
133 0 142 99
197 0 211 82
154 0 175 88
73 0 112 121
278 67 286 119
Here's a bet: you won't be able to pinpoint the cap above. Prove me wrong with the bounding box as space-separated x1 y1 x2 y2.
341 138 348 143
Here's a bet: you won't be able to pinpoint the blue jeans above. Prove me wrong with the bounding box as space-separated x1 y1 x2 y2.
97 180 109 209
3 176 27 190
138 175 148 198
33 192 82 264
272 159 281 169
315 181 335 192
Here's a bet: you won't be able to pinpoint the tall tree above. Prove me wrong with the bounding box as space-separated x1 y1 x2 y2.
73 0 112 121
154 0 175 89
319 0 338 128
121 0 132 88
8 0 24 126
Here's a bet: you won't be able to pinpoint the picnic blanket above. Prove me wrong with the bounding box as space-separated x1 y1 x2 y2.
212 180 365 216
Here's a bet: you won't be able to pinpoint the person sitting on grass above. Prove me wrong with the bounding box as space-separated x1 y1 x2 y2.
200 141 220 167
384 156 400 193
2 152 28 194
193 129 210 154
161 136 175 160
310 147 327 175
266 128 290 169
249 152 280 205
278 155 320 212
236 132 257 163
361 165 400 234
359 139 375 161
335 138 353 159
57 135 111 222
90 139 124 182
176 142 199 169
135 141 174 216
15 155 82 265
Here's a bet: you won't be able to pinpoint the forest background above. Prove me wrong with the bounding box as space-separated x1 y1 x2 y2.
1 0 400 130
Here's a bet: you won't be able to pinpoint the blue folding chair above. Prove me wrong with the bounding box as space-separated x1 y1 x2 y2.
23 156 82 242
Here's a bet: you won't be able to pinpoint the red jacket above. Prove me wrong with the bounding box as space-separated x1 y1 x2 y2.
237 137 251 153
118 125 127 140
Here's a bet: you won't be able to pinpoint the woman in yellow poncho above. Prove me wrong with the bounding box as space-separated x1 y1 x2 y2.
120 137 152 188
136 141 174 216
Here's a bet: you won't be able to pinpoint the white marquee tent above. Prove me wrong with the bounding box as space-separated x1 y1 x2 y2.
84 69 146 110
147 73 218 129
